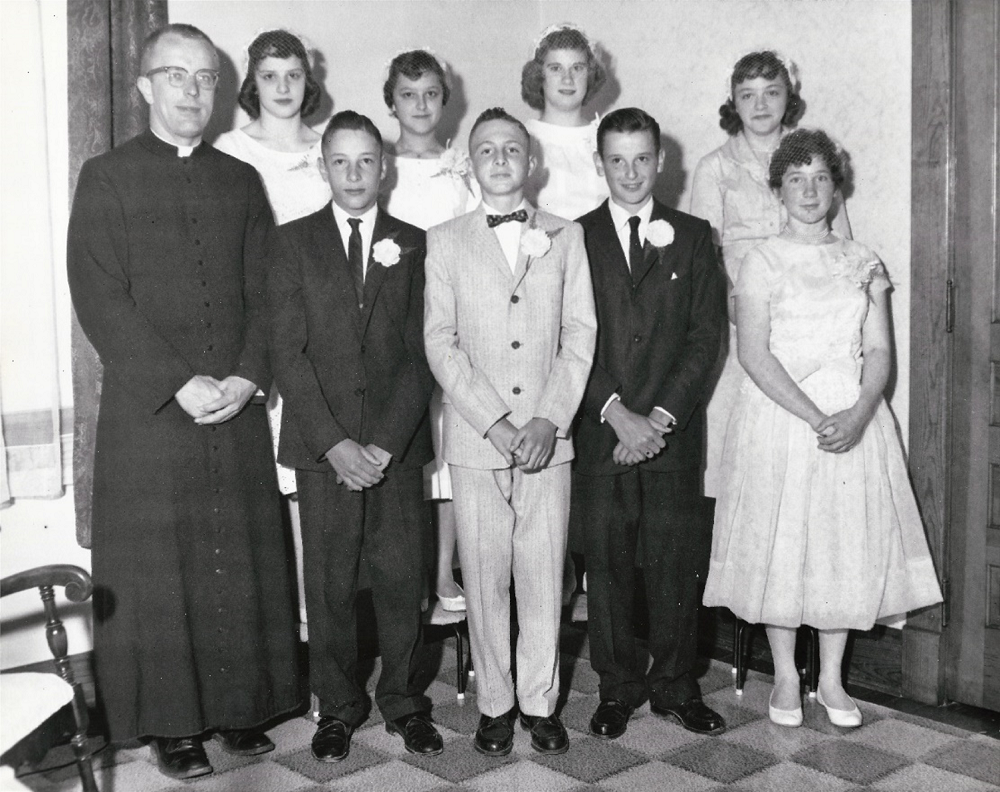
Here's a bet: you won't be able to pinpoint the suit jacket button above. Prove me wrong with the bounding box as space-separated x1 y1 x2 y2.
511 341 521 349
512 386 521 395
510 295 519 304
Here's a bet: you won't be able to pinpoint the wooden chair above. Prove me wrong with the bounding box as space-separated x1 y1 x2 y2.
1 564 98 792
732 617 819 697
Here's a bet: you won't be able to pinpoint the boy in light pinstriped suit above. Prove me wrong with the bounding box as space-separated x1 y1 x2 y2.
424 108 597 757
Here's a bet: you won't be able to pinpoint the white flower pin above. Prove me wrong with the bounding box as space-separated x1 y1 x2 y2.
372 238 401 268
646 219 675 248
520 227 552 259
435 147 472 179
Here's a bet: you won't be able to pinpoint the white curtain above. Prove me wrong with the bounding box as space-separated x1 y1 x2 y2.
0 0 67 506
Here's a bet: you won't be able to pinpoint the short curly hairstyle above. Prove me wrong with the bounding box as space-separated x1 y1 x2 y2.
238 30 321 120
521 27 606 112
382 50 450 109
768 129 846 189
719 51 803 136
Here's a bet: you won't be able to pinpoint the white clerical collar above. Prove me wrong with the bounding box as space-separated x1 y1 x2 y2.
151 127 197 157
608 196 654 232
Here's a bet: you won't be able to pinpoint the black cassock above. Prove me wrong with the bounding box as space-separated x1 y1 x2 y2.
68 130 300 741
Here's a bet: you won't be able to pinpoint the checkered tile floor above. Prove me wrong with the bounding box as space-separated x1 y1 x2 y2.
21 620 1000 792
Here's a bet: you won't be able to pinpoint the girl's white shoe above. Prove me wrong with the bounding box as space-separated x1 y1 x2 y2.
816 687 863 727
436 584 466 612
768 691 803 727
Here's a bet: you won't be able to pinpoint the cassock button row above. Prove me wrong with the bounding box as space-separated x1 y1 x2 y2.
510 295 519 304
511 341 521 349
512 387 521 395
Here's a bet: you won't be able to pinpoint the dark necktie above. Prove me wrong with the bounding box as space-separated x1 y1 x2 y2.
628 215 643 282
347 217 364 309
487 209 528 228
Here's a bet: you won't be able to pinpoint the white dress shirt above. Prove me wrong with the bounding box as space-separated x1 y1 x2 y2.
600 197 675 427
607 196 654 265
331 202 379 281
483 199 528 273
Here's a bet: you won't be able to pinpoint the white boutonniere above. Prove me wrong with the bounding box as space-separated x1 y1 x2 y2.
372 238 402 268
520 227 553 259
646 219 675 248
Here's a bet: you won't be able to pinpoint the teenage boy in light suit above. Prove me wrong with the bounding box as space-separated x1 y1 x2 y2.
424 107 597 757
573 108 727 740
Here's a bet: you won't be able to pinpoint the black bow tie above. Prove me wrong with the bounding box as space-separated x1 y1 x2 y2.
487 210 528 228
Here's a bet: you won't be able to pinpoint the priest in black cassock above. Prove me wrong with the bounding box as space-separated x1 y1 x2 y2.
67 23 300 781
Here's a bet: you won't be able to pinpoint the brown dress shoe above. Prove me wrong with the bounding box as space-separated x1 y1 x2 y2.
150 736 213 780
213 728 275 756
311 716 353 762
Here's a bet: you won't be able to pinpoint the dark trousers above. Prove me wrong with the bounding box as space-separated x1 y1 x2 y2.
575 466 708 708
297 465 430 727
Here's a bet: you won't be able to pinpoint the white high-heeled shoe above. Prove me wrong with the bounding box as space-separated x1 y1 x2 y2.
768 691 803 727
816 687 862 727
436 584 466 612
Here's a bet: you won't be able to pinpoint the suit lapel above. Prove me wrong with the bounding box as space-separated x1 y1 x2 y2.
592 202 632 284
631 200 669 288
359 210 392 335
313 208 363 341
472 206 516 283
509 207 537 294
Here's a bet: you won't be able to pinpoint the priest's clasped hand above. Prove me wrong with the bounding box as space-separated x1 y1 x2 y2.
176 375 257 424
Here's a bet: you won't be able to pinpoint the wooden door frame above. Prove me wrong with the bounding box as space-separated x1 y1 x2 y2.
905 0 1000 706
903 0 951 706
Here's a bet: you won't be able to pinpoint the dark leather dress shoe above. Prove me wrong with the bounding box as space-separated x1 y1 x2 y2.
150 736 213 780
651 697 726 735
590 699 634 739
519 713 569 755
474 710 515 756
386 712 444 755
213 728 275 756
311 716 353 762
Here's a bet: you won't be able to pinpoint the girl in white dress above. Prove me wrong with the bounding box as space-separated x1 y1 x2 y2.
702 130 941 729
214 29 331 634
521 23 609 221
690 51 852 498
381 49 478 611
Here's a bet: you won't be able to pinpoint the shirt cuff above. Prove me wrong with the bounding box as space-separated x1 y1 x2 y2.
599 393 621 423
653 406 676 425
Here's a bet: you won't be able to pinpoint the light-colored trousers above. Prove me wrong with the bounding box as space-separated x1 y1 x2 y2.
450 462 570 718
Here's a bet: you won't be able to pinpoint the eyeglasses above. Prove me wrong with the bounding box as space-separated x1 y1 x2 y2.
145 66 219 90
